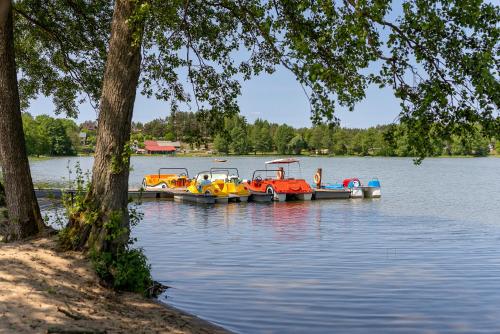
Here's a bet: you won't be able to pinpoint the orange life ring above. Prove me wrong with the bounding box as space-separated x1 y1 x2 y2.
277 169 284 180
314 172 321 184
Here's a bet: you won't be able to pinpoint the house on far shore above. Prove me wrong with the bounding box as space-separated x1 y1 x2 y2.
143 140 177 154
156 141 181 149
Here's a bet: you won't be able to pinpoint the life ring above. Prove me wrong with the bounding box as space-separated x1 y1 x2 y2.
313 172 321 184
276 169 285 180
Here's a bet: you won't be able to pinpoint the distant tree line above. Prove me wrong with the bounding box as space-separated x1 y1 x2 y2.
131 112 497 157
131 111 209 148
22 113 79 156
22 111 497 157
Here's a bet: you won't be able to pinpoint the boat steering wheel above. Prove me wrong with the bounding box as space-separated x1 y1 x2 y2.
254 175 263 183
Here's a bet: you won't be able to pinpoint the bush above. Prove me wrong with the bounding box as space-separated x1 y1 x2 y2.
59 162 153 296
91 247 152 295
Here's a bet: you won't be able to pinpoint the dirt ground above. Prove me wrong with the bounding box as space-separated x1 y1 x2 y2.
0 237 230 334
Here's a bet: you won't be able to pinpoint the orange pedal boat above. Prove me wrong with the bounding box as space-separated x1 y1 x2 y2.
245 158 313 201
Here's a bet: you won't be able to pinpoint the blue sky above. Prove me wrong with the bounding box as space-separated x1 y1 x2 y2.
26 2 410 129
26 65 401 129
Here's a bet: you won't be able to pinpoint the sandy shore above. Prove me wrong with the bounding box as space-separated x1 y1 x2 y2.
0 236 230 334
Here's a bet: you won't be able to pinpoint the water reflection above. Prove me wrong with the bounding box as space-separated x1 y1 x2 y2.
34 157 500 333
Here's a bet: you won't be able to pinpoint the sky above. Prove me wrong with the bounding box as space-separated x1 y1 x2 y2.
25 2 410 129
26 65 401 129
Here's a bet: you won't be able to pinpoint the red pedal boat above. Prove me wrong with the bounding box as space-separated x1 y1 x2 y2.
245 158 313 201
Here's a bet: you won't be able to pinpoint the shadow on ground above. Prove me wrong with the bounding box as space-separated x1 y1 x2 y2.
0 237 229 334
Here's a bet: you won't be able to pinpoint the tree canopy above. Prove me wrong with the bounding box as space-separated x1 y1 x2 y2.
13 0 499 161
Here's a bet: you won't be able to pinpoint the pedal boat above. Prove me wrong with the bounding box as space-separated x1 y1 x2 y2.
209 168 251 202
343 178 364 198
311 168 351 199
142 168 191 190
246 158 313 201
187 171 230 203
361 178 381 198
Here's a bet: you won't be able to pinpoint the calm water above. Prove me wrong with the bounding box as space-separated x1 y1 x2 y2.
31 156 500 333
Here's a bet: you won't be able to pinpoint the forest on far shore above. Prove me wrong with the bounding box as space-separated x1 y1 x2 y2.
23 111 498 158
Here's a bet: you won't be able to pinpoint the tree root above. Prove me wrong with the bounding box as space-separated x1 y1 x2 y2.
47 326 106 334
57 307 86 321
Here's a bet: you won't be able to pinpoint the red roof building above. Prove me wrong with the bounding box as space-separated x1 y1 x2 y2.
144 140 176 154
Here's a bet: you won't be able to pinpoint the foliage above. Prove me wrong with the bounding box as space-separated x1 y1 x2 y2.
213 133 230 154
274 125 295 154
288 135 307 155
13 0 113 116
90 247 152 294
22 113 78 156
58 163 152 295
22 113 495 158
14 1 498 161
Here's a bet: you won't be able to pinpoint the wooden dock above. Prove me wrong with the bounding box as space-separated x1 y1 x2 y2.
35 188 246 204
34 187 377 203
34 188 180 200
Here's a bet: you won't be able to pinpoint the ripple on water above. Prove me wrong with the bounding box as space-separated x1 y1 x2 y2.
34 157 500 333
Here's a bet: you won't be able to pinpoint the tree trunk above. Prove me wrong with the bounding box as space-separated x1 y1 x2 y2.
65 0 143 255
0 0 45 241
0 180 5 206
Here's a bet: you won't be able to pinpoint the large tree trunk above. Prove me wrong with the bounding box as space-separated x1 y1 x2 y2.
0 0 45 241
65 0 143 255
0 181 5 206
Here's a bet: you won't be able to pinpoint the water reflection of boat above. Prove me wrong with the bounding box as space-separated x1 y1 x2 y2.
249 201 311 240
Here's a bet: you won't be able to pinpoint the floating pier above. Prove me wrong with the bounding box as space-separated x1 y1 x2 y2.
313 188 351 200
34 187 378 204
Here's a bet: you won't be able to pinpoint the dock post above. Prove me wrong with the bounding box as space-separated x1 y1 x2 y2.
315 168 322 188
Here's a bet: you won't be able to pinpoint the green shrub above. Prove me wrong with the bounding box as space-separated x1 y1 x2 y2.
91 247 152 295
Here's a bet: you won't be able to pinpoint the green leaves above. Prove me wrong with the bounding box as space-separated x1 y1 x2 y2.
14 0 113 117
22 113 78 156
14 0 499 161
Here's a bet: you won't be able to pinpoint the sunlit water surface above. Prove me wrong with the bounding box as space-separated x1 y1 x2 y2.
32 156 500 333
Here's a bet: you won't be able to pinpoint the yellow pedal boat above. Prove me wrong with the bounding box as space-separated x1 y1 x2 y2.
142 168 191 189
209 168 250 202
187 170 230 203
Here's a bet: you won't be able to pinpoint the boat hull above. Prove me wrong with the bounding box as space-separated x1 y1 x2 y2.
350 188 364 198
174 193 216 204
215 196 229 204
274 193 287 202
362 186 381 198
249 192 274 202
313 188 351 200
295 193 312 201
237 195 249 202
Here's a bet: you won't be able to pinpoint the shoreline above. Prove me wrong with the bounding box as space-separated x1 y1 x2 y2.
26 153 500 159
0 236 230 334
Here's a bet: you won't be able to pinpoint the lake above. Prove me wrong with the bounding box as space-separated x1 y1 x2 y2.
31 156 500 333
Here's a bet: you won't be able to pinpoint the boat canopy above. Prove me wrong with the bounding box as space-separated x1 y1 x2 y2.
265 158 300 164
